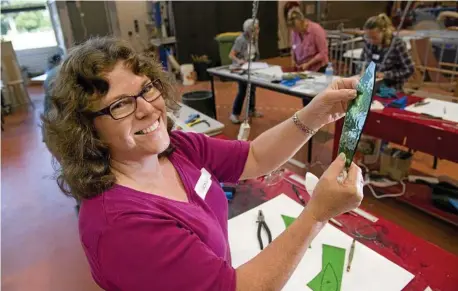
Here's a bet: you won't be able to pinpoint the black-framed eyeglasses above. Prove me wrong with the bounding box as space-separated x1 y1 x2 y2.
88 79 164 120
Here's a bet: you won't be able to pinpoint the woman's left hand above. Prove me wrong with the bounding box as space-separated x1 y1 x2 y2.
299 63 309 71
300 78 358 131
376 72 385 79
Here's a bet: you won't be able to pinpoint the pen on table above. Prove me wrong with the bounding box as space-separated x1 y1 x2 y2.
291 184 306 205
413 101 429 107
347 239 356 272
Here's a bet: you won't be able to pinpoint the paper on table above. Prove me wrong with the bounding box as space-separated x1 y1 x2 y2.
228 194 414 291
371 100 385 111
405 98 458 123
252 65 283 80
241 62 269 70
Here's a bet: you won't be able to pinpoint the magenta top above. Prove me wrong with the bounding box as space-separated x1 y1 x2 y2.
79 131 250 291
291 21 329 71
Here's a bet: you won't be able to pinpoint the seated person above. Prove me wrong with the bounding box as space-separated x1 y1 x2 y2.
361 13 414 91
229 18 263 124
284 1 329 106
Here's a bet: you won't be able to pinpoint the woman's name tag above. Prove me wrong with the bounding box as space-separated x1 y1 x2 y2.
372 54 380 60
194 168 212 200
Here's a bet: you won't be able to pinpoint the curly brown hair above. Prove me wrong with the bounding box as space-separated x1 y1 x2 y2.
42 37 178 201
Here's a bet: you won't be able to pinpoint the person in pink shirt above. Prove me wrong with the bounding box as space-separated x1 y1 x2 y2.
42 37 363 291
284 2 329 106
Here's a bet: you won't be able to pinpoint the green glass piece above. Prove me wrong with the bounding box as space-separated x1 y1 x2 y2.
338 61 377 168
281 214 296 228
281 214 311 248
307 244 346 291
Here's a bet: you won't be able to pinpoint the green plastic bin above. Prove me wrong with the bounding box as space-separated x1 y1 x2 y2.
215 32 242 66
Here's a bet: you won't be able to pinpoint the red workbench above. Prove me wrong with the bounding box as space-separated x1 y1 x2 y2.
332 94 458 163
331 94 458 226
229 170 458 291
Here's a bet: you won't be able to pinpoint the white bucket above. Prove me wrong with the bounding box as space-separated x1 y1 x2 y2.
180 64 195 86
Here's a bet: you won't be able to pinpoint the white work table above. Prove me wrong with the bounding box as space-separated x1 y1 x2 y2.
171 102 224 136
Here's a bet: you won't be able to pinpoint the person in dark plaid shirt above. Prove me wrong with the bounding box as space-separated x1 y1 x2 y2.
361 13 414 91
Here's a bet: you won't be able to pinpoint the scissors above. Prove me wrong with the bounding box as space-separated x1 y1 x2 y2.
256 210 272 250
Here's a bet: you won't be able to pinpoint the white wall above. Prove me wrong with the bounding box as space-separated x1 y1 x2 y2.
114 1 150 51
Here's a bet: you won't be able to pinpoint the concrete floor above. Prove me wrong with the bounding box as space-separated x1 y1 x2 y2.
2 67 458 290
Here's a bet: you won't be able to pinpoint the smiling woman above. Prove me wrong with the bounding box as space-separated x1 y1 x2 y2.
42 37 178 200
42 36 365 291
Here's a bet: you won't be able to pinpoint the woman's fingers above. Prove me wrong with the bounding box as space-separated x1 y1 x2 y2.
345 162 363 185
332 77 359 90
326 88 357 102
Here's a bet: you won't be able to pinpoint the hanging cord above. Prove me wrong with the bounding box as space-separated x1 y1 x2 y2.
380 0 413 67
243 0 260 122
358 162 407 199
361 0 412 72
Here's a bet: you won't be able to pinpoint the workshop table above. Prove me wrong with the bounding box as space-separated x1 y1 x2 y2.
332 94 458 226
229 169 458 291
207 65 331 163
332 94 458 164
207 65 328 111
174 102 225 136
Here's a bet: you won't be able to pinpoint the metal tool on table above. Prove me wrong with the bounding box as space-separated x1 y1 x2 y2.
413 100 430 107
256 210 272 250
290 182 343 228
185 113 210 128
291 184 306 205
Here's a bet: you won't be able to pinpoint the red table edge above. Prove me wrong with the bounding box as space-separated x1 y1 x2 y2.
279 170 458 290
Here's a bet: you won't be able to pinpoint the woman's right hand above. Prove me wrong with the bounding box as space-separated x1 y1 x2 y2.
305 153 364 222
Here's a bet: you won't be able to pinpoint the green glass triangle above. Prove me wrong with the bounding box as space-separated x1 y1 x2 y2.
281 214 311 248
307 244 346 291
281 214 296 228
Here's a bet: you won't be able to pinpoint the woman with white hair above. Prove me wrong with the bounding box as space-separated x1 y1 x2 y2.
228 18 263 124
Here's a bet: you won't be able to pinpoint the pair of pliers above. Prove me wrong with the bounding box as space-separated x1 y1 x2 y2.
256 210 272 250
185 113 210 128
188 119 211 127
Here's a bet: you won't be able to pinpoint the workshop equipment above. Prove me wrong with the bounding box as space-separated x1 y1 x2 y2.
291 184 306 205
256 210 272 250
347 239 356 272
221 183 236 201
387 96 408 108
215 32 242 66
377 84 397 98
380 147 413 180
181 91 216 118
237 0 259 141
280 76 301 87
185 113 210 128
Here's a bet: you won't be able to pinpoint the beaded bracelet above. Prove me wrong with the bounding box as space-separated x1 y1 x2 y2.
292 112 317 136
